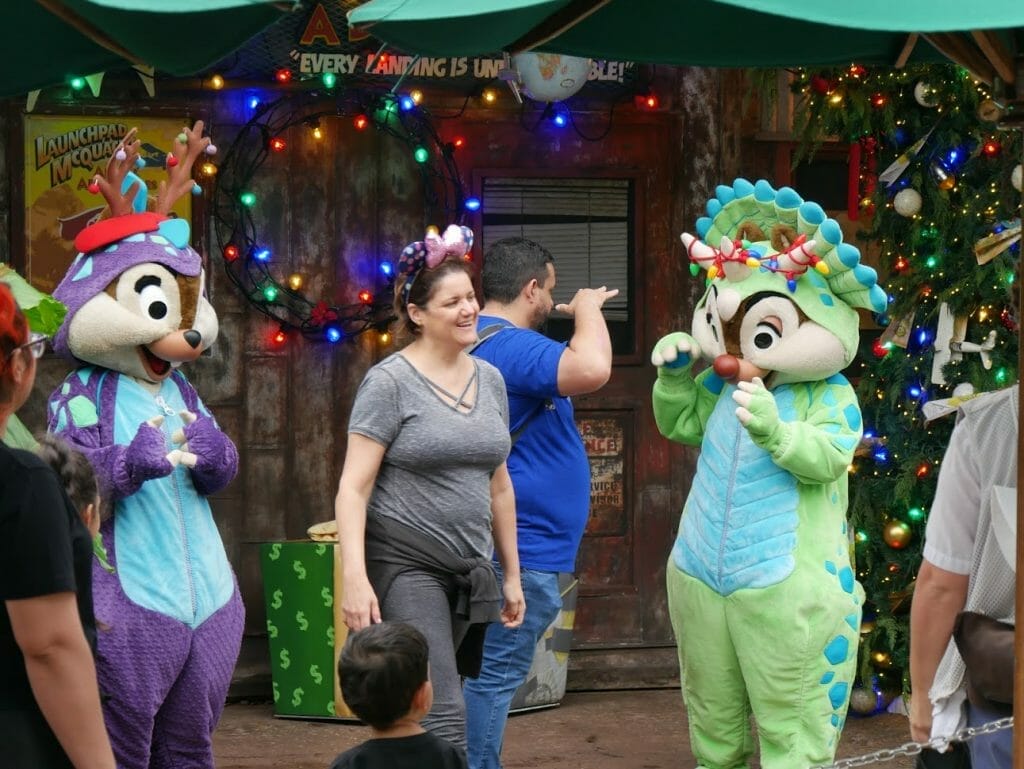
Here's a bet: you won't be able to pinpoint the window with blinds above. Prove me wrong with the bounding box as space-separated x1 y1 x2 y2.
480 178 633 325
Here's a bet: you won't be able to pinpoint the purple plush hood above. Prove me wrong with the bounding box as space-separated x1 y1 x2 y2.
52 219 202 358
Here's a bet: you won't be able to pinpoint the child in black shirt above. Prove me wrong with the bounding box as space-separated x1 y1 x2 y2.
331 622 466 769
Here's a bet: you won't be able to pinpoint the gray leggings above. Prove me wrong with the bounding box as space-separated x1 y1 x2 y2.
380 569 470 750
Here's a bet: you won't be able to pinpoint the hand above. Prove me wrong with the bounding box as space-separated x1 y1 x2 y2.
342 574 381 631
909 693 933 743
651 332 700 371
555 286 619 316
732 377 780 437
500 578 526 628
127 418 174 481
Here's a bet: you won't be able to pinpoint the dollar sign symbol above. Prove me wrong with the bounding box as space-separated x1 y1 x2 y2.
266 619 278 639
293 560 307 580
327 700 336 716
291 687 304 707
309 664 323 685
296 611 309 631
315 544 327 556
279 649 291 670
272 681 280 703
268 543 282 561
271 589 283 610
321 586 333 608
326 627 335 647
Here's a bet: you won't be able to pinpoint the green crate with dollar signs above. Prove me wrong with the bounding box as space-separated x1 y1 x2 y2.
260 541 352 718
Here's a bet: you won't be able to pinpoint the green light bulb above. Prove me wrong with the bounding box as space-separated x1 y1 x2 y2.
240 191 257 207
69 77 86 91
322 72 337 89
413 147 429 164
263 285 279 302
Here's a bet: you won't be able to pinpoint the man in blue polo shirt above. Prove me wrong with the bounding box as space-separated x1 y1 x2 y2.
465 237 617 769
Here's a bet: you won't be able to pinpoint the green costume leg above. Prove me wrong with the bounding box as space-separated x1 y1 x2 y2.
667 562 755 769
728 570 861 769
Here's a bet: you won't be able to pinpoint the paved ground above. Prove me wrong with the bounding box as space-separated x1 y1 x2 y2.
213 689 916 768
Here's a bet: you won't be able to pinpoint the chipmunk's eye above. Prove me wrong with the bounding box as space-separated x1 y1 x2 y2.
136 276 169 320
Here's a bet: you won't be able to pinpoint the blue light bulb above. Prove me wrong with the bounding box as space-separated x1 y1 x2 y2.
325 326 342 343
379 261 394 277
464 197 481 212
399 95 415 111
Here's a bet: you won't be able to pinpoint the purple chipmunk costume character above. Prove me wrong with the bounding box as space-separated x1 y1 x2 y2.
47 123 244 769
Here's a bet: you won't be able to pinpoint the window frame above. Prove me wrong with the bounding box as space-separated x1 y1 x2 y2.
471 168 647 366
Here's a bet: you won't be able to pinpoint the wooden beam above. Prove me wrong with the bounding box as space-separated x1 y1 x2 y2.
970 30 1016 84
509 0 614 54
894 33 919 69
36 0 143 65
922 33 995 85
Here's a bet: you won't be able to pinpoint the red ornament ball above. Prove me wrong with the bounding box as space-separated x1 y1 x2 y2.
810 75 832 94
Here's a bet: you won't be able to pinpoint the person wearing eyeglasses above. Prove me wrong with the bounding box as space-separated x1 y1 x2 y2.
0 283 116 769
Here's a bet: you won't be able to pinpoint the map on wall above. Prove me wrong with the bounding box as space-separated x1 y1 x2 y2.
23 115 192 292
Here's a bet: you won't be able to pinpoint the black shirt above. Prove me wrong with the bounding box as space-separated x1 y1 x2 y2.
329 731 467 769
0 443 96 767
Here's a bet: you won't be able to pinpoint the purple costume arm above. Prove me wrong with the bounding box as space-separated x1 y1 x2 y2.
175 376 239 496
47 370 173 501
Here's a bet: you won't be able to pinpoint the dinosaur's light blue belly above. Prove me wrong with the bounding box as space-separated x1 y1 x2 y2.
672 385 799 595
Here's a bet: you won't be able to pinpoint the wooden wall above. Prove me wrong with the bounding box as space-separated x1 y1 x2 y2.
4 65 757 692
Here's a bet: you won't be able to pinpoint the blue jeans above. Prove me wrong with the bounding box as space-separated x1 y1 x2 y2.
966 701 1012 769
464 566 563 769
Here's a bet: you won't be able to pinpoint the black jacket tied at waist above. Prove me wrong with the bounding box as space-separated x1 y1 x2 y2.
363 513 502 677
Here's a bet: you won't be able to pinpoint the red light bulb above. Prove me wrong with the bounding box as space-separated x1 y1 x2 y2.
269 137 287 152
223 245 240 262
354 114 369 131
275 69 292 84
358 290 373 304
452 136 465 149
273 330 287 345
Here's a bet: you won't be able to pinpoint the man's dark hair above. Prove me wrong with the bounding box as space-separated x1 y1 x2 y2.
481 237 553 304
339 622 429 730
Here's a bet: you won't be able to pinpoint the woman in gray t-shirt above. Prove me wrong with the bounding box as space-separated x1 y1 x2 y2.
335 239 525 751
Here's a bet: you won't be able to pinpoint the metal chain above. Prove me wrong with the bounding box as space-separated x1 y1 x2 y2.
814 716 1014 769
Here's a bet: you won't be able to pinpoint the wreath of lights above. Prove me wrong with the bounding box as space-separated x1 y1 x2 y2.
211 87 470 345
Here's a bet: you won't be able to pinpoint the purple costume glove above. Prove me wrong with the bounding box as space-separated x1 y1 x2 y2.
182 414 239 495
123 422 175 488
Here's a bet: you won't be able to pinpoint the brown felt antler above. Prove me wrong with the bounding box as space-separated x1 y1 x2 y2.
92 127 143 217
155 120 211 216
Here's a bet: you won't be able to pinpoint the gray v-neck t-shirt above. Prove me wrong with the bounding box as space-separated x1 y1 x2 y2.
348 353 511 559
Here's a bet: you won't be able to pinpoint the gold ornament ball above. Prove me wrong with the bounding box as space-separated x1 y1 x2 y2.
871 650 894 668
849 687 878 714
883 520 912 549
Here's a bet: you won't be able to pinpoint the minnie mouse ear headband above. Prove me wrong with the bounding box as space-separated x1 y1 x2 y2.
398 224 474 305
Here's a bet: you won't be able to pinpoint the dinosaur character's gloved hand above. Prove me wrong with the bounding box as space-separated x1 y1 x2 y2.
651 332 700 374
126 416 174 484
732 376 787 453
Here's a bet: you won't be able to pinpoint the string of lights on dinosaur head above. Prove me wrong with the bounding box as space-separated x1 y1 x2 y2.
684 232 831 293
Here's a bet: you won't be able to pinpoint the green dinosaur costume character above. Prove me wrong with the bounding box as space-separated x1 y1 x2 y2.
651 179 888 769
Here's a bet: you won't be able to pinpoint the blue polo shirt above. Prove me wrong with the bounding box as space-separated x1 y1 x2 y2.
472 316 591 572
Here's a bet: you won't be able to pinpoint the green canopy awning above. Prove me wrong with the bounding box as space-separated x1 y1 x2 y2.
0 0 292 98
348 0 1022 70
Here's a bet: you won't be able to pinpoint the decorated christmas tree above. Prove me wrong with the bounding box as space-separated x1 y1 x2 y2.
789 62 1022 711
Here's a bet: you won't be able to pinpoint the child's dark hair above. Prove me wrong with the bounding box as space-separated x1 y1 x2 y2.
339 622 429 730
35 433 98 513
